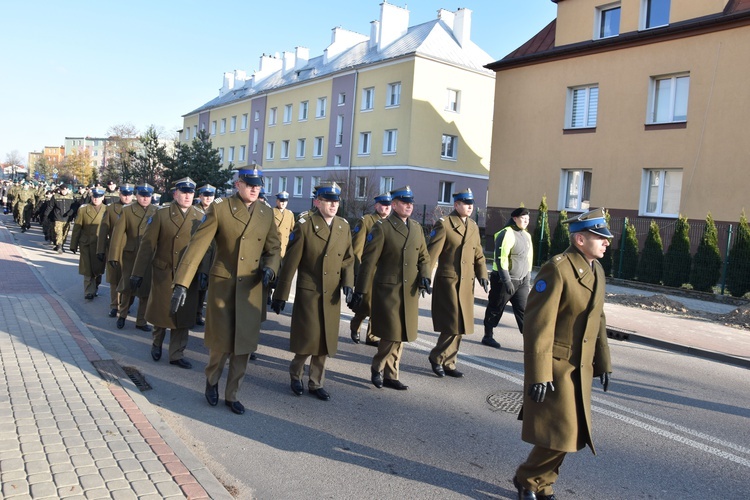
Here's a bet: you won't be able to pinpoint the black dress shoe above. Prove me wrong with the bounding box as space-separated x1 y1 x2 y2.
169 359 193 369
109 308 118 318
309 388 331 401
513 476 537 500
365 340 380 347
481 336 501 349
291 380 304 396
195 316 205 326
150 344 162 361
225 400 245 414
84 294 94 300
249 352 257 360
371 369 384 388
430 360 445 378
116 317 126 329
444 368 464 378
135 324 152 332
383 378 408 390
537 495 556 500
205 381 218 406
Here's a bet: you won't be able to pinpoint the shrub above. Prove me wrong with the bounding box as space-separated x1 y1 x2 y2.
690 212 722 293
532 195 551 265
600 210 615 276
637 220 664 284
662 215 692 287
550 210 570 256
619 221 639 280
726 210 750 297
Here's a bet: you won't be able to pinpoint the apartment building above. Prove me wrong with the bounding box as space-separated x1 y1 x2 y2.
64 137 111 169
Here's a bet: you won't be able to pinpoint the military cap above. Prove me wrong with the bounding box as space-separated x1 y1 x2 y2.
374 193 392 206
173 177 197 192
276 190 290 201
563 207 612 238
235 167 263 186
135 183 154 196
259 187 267 200
151 193 162 204
315 181 341 201
390 185 414 203
511 207 530 218
198 184 216 195
452 188 474 204
90 187 105 197
119 183 134 195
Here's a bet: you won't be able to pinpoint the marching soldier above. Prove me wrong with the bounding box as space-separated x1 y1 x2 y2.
109 183 157 331
103 180 120 205
271 182 354 401
171 168 280 415
193 184 216 326
46 184 76 253
426 188 488 378
15 182 35 232
273 191 294 257
69 187 106 300
349 192 392 346
97 183 134 318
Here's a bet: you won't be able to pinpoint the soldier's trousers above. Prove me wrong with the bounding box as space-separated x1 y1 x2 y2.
290 354 328 390
117 290 148 327
429 332 462 369
53 221 71 247
372 340 404 380
152 327 189 362
350 309 380 343
206 351 250 402
83 274 102 297
515 446 568 497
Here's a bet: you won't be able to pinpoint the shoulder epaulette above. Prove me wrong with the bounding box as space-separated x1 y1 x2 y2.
214 197 224 204
298 217 307 224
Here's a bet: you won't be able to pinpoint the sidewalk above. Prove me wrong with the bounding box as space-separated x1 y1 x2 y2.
0 221 231 499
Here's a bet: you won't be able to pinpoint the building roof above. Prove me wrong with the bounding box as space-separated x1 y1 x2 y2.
186 18 493 117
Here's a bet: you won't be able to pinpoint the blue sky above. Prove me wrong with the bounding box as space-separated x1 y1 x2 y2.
0 1 557 164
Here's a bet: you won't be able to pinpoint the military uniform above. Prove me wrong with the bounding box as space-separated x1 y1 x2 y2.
69 192 106 299
15 184 34 231
97 185 132 315
46 189 76 252
273 207 294 257
194 184 217 326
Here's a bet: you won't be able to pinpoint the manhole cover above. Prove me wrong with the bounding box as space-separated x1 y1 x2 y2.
487 391 523 414
121 366 152 392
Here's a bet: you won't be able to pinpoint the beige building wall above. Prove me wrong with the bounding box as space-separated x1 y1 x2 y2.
201 100 252 168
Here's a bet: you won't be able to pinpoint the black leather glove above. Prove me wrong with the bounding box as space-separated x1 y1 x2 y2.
96 253 105 262
419 277 432 298
529 381 555 403
198 273 208 291
599 373 611 392
270 299 285 314
70 247 77 254
342 286 353 304
479 278 490 293
262 267 274 288
129 276 142 291
348 291 363 311
108 260 119 269
350 328 360 344
170 285 188 314
503 280 515 295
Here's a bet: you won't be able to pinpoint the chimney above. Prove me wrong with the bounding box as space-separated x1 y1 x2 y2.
453 8 472 47
324 27 368 64
255 53 283 83
369 20 380 49
295 46 309 70
378 2 409 52
282 51 295 74
220 72 235 96
437 8 454 31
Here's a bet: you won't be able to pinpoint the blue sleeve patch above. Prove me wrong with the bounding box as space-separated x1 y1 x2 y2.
353 225 360 233
289 233 295 241
201 215 206 223
147 216 153 225
429 229 436 238
366 233 373 242
535 280 547 293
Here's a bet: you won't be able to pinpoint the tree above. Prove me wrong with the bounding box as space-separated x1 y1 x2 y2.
726 210 750 298
619 221 639 280
532 195 550 265
163 130 233 196
549 210 570 256
104 123 140 183
690 212 722 293
637 220 664 284
131 126 168 191
662 215 692 287
33 156 55 183
327 170 381 220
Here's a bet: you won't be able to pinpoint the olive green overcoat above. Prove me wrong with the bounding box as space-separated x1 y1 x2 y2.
273 213 354 356
355 212 430 342
109 203 158 297
350 213 380 316
70 203 106 277
97 201 125 286
173 194 281 355
273 207 295 257
521 246 612 454
427 212 487 335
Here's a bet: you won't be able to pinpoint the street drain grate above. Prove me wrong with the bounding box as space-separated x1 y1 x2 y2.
121 366 152 392
487 391 523 414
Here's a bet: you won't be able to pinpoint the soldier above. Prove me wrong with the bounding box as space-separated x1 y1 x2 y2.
194 184 216 326
15 182 35 232
426 189 489 378
271 182 354 401
97 184 134 318
349 186 431 390
513 208 613 500
349 192 392 346
46 184 76 253
103 180 120 205
273 191 294 257
69 187 106 300
109 183 157 331
132 178 204 369
171 168 280 415
35 190 55 242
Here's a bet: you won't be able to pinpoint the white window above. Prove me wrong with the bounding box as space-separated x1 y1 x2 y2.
283 104 293 124
596 3 621 39
211 121 217 135
200 123 205 131
230 116 237 133
333 155 342 166
649 74 689 123
252 129 259 153
228 146 235 163
642 0 670 30
266 142 275 160
438 181 454 204
380 176 394 193
264 177 272 193
253 110 259 122
313 137 324 157
193 125 198 137
561 170 592 211
310 176 321 197
335 115 344 146
641 169 682 217
297 138 306 159
184 128 190 141
441 134 457 160
387 82 401 107
218 147 224 163
316 97 327 118
242 113 249 129
239 145 246 162
566 85 599 129
383 129 397 154
446 89 460 112
268 107 277 126
294 176 304 197
359 132 371 155
299 101 308 121
338 92 346 106
279 177 288 192
355 176 367 199
281 140 290 159
361 87 374 111
220 119 226 134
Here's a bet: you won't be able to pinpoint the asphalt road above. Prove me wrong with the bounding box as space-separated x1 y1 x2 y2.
11 222 750 499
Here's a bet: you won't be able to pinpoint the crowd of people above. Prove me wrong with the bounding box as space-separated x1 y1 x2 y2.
1 172 614 500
